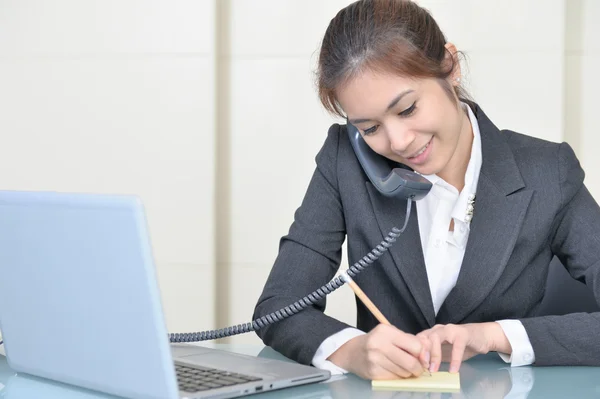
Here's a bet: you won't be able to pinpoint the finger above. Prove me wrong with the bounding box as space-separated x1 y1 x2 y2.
416 329 432 340
384 345 424 377
375 354 413 379
366 326 418 379
428 333 442 372
417 326 439 338
450 337 467 373
362 345 409 380
417 335 431 369
378 326 426 376
367 366 403 381
390 330 423 358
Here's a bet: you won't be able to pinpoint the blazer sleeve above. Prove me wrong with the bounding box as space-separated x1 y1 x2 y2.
252 124 355 366
519 142 600 366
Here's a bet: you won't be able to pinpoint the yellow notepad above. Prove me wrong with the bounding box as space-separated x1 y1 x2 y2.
372 372 461 393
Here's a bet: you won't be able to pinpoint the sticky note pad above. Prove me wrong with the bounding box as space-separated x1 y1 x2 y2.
372 372 461 393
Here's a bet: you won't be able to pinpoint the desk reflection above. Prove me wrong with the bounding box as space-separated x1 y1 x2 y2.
1 373 116 398
1 348 599 399
254 347 529 399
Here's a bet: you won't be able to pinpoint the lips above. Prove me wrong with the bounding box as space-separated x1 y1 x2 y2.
408 142 430 159
407 138 432 159
403 137 433 166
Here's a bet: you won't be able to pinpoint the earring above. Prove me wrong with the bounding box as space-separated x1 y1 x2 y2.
455 77 461 83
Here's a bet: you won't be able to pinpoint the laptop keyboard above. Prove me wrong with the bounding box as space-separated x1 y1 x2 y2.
175 364 263 393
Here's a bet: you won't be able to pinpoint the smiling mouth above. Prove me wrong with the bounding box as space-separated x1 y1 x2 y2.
407 139 431 159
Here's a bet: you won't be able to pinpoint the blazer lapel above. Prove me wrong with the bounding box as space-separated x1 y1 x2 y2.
436 103 533 324
366 183 436 327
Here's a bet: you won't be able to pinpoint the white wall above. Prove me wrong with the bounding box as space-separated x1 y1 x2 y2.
0 0 598 347
565 0 600 200
219 0 571 344
0 0 217 335
217 0 357 343
420 0 565 143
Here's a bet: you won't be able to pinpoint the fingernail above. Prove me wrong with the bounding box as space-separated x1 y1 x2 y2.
429 363 436 373
425 351 430 364
449 364 459 373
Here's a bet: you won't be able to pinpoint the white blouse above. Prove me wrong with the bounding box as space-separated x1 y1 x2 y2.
312 103 535 375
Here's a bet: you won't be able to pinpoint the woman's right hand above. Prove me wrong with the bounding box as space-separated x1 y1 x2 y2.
327 324 430 380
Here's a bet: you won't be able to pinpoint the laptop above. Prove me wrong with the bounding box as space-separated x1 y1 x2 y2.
0 190 330 399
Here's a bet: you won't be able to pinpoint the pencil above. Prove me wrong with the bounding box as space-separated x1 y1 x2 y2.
345 277 391 325
341 273 431 376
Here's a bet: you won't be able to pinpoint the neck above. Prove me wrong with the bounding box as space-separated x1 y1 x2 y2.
437 106 474 192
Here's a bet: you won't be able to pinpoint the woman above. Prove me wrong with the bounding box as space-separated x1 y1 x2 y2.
253 0 600 380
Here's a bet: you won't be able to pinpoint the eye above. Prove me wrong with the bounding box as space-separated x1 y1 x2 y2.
399 102 417 117
363 125 379 136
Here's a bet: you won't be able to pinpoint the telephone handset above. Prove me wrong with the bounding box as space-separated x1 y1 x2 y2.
169 123 432 343
346 122 432 200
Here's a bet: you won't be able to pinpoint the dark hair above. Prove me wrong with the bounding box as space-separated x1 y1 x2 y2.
317 0 469 117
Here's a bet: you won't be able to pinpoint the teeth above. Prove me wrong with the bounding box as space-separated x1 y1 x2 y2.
412 142 429 158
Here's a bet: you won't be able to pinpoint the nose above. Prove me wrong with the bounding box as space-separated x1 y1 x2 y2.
387 127 416 155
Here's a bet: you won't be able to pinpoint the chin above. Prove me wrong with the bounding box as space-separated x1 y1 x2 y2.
411 164 441 176
391 156 438 176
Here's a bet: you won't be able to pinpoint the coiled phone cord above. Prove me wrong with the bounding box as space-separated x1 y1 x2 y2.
169 198 413 343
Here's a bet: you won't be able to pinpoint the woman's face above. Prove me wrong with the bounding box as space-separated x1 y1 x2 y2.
336 70 471 179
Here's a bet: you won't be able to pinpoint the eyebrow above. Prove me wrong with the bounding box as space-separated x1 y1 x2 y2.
348 89 414 124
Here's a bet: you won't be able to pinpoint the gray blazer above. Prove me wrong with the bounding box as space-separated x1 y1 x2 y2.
253 102 600 367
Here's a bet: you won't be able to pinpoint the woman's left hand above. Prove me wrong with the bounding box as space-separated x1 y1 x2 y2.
417 322 507 373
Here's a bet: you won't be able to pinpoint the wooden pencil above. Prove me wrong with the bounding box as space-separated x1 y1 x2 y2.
343 273 431 377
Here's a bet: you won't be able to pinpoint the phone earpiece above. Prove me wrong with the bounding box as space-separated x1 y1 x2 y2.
171 122 432 344
346 123 432 200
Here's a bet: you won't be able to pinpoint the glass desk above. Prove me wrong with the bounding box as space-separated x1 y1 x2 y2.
1 343 599 398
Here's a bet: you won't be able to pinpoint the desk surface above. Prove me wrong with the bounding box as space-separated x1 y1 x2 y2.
1 343 599 398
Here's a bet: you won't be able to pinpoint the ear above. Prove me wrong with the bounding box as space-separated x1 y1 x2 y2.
444 42 461 86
